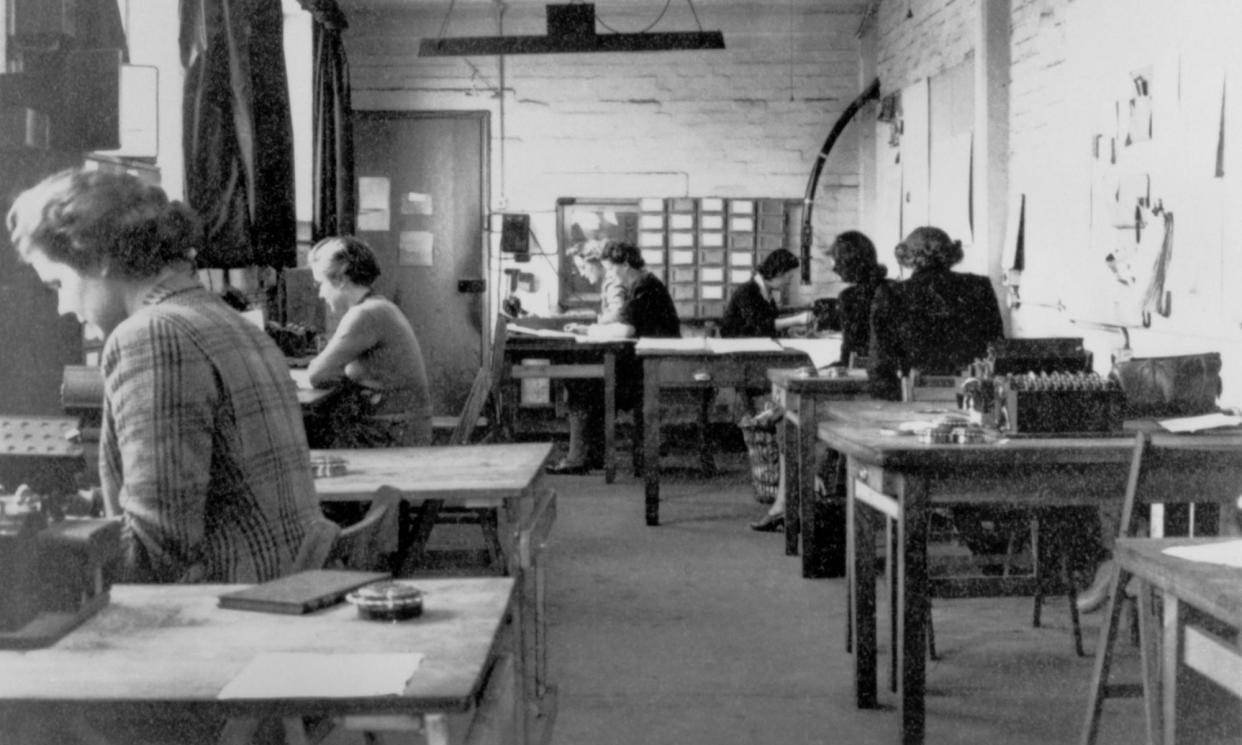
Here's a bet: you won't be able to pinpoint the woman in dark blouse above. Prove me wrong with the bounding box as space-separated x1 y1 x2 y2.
827 231 891 366
868 226 1005 400
719 248 813 338
546 241 681 475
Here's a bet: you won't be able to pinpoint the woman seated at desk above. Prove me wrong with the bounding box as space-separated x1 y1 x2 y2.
750 232 891 532
868 225 1004 400
547 241 681 475
563 239 628 332
719 248 814 339
308 236 432 448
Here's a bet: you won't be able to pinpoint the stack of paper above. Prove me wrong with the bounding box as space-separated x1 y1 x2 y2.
705 338 784 354
635 337 710 353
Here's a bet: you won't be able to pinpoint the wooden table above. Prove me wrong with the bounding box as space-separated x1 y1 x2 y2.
1105 537 1242 745
502 336 633 483
816 400 1242 745
312 442 556 745
637 342 812 525
767 368 868 575
0 578 519 745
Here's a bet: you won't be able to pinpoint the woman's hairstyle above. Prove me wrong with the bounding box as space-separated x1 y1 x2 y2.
570 238 605 263
7 168 202 278
309 235 382 287
600 240 644 269
831 230 888 284
756 248 800 280
893 226 964 271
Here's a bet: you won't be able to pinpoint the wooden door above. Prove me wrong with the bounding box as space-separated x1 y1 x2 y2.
352 111 488 416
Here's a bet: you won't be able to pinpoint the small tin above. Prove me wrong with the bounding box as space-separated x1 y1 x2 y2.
346 581 424 622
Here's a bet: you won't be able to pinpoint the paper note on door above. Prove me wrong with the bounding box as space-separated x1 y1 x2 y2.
401 192 434 215
357 177 391 231
399 231 434 266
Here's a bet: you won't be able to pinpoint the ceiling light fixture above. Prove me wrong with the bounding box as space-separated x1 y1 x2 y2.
418 3 725 57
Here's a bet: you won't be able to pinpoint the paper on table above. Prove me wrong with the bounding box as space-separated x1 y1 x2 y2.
1162 540 1242 569
705 337 783 354
779 338 843 369
507 325 578 340
635 337 710 353
1158 413 1242 433
218 652 424 699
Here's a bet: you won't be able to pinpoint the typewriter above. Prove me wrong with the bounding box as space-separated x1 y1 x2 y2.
0 411 119 649
961 338 1124 435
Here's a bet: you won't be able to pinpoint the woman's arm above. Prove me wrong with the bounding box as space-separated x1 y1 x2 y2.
307 307 378 388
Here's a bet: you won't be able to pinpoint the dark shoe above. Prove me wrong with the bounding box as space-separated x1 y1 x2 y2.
546 459 591 476
749 513 785 532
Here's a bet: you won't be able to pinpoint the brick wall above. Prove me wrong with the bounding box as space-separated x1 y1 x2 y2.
866 0 1242 404
344 1 868 313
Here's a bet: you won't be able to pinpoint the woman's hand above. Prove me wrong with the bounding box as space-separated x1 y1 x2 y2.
563 322 588 335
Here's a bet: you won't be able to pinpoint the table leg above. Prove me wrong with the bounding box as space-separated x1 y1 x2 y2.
853 474 878 708
1162 595 1180 745
643 361 661 526
781 394 800 556
1136 578 1163 745
897 478 929 745
604 351 617 484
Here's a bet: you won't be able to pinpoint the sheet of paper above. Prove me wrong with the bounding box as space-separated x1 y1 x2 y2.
635 337 709 353
1157 413 1242 433
779 338 842 369
1162 540 1242 569
508 325 578 339
218 653 423 700
706 338 783 354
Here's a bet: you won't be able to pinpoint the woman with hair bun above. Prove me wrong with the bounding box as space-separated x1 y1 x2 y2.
868 226 1004 400
6 168 324 585
827 230 892 366
307 235 432 448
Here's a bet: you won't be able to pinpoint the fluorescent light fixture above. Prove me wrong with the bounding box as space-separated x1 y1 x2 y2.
419 3 725 57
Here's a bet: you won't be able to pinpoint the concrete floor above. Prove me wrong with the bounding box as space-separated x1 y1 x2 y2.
540 449 1240 745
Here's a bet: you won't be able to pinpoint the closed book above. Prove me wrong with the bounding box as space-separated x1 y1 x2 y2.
218 569 389 615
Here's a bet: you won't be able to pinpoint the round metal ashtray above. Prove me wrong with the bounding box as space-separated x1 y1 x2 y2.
347 581 424 622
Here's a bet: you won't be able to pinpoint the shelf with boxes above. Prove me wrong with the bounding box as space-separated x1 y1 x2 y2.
636 197 800 322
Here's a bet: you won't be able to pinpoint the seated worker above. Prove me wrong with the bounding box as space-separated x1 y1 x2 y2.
7 168 324 584
824 230 892 367
870 226 1023 562
546 240 681 475
719 248 814 338
563 239 628 331
868 225 1004 401
307 235 432 448
751 231 891 532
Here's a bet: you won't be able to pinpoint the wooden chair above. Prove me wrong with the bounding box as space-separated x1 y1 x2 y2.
1079 431 1241 745
404 316 509 576
294 485 404 574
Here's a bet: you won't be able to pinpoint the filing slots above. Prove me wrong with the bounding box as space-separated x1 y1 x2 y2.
962 372 1124 435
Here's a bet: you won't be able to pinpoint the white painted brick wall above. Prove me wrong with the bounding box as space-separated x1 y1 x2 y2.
346 2 868 310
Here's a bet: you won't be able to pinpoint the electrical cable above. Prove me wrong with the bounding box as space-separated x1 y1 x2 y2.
435 0 457 40
596 0 674 34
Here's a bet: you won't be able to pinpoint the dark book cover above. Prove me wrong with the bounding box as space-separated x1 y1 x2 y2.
218 569 389 615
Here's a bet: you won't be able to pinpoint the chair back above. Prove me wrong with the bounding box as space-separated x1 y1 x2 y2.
450 315 509 445
327 486 404 572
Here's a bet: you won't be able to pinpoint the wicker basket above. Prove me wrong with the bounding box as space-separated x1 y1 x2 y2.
738 414 782 505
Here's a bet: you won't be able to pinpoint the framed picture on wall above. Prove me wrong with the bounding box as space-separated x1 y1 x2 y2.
556 198 639 312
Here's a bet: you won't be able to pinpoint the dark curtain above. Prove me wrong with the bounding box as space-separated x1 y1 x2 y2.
300 0 356 241
180 0 297 269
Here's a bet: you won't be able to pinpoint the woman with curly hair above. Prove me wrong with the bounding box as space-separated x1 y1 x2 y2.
868 226 1004 400
7 168 324 585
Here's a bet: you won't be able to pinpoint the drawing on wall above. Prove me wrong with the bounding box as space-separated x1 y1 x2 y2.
555 199 639 311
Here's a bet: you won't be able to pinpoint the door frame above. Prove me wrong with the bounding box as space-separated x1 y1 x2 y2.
353 108 492 367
